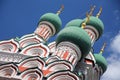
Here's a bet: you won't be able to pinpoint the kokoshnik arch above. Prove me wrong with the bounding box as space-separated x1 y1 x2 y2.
0 5 107 80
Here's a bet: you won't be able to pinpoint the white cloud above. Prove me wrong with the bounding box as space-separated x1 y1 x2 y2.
110 32 120 53
101 32 120 80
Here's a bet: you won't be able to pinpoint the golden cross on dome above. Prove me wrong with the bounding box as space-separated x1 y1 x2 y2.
81 5 96 29
56 5 64 15
96 7 102 18
81 12 90 29
89 5 96 16
100 42 106 55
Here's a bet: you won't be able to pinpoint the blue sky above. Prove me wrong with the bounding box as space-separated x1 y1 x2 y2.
0 0 120 79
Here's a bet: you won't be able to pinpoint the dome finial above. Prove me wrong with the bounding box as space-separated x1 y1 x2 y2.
89 5 96 16
81 12 90 29
100 42 106 55
56 5 64 15
96 7 102 18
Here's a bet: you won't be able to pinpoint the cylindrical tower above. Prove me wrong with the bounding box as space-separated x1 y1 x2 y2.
54 26 91 67
94 53 107 76
19 6 63 49
34 13 62 41
83 16 104 45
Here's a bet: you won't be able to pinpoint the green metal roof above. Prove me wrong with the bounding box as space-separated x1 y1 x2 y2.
84 16 104 39
39 13 62 35
56 26 91 58
94 54 107 73
65 19 83 27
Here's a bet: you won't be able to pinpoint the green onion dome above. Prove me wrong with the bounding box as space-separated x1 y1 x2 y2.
83 16 104 39
56 26 91 57
65 19 83 27
39 13 62 35
94 54 107 73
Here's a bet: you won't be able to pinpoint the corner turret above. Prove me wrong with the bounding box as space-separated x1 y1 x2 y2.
35 5 64 41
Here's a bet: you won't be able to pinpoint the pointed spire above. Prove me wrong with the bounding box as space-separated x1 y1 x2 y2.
96 7 102 18
100 42 106 55
89 5 96 16
81 12 90 29
56 5 64 15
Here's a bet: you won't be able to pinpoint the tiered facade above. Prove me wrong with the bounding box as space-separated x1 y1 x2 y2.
0 6 107 80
